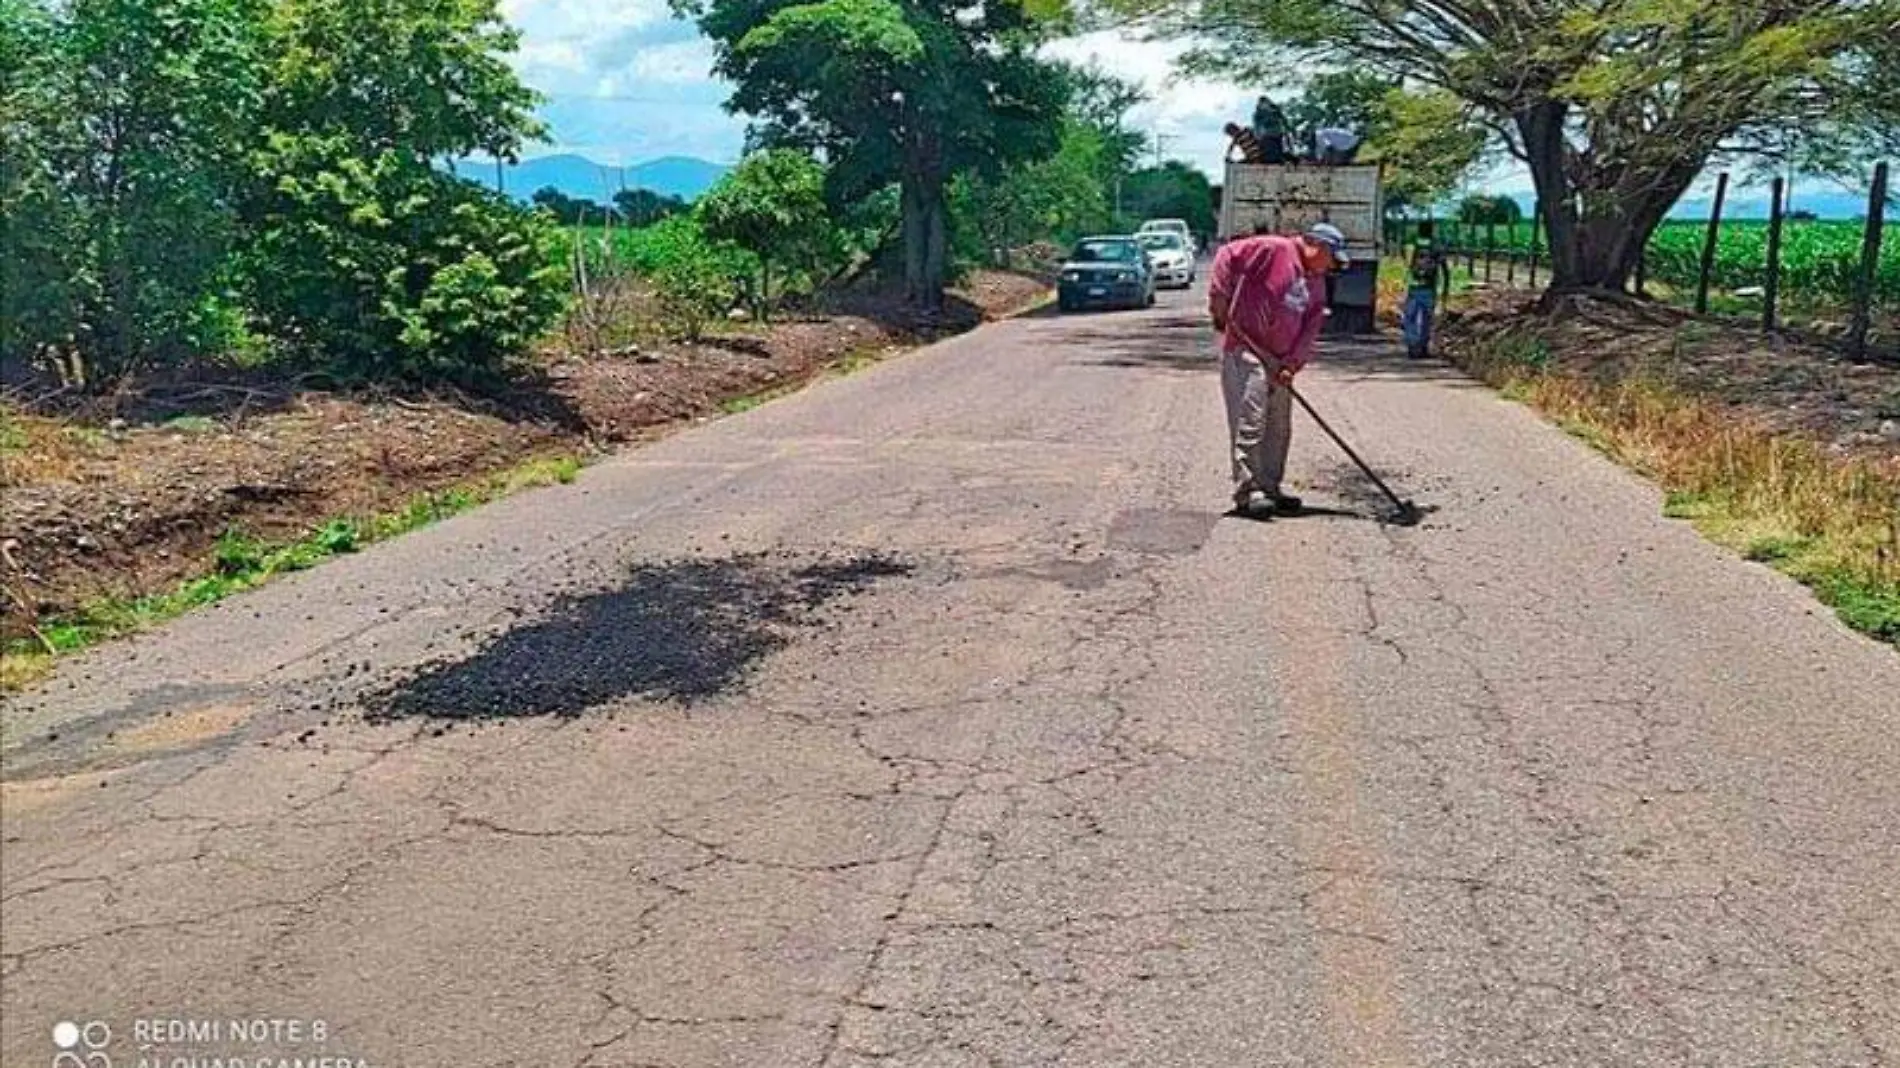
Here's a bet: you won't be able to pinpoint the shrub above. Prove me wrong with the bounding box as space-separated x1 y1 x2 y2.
243 135 565 381
629 216 747 339
0 0 264 385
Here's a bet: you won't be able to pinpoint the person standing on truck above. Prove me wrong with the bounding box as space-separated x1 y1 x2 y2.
1313 126 1360 164
1401 220 1450 359
1250 96 1290 164
1208 222 1350 519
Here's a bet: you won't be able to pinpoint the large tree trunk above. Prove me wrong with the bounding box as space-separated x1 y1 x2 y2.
901 124 948 312
1517 103 1701 298
901 174 948 311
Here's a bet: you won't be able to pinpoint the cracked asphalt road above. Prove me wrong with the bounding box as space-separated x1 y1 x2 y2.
4 289 1898 1067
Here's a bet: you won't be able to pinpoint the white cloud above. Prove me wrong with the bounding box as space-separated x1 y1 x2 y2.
628 38 719 85
1044 30 1262 179
500 0 745 163
500 6 1259 174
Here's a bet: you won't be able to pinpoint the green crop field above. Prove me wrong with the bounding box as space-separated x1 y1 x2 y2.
1411 219 1898 310
547 224 653 274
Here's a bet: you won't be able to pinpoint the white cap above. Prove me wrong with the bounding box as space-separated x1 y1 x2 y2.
1304 222 1350 266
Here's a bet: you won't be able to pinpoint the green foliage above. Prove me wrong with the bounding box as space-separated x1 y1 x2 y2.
949 66 1147 263
1366 88 1488 216
532 185 687 227
243 135 563 381
1279 70 1392 139
634 216 748 339
1642 221 1898 309
614 187 689 226
697 149 833 314
2 0 558 389
1424 218 1898 311
261 0 540 160
1458 195 1523 226
686 0 1071 307
1 0 266 383
533 186 609 225
953 121 1112 260
1264 73 1486 217
1145 0 1897 291
1122 162 1215 237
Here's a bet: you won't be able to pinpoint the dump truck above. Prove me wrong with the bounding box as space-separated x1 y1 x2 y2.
1217 160 1383 334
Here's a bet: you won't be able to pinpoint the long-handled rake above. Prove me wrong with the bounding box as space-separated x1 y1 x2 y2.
1286 384 1423 526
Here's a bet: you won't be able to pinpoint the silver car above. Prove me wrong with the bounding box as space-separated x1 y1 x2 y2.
1136 232 1196 289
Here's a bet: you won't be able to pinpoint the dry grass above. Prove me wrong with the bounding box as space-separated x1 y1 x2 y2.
1450 326 1900 643
0 410 105 487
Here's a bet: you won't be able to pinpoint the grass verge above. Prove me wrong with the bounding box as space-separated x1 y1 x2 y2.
1 454 582 689
1449 327 1900 646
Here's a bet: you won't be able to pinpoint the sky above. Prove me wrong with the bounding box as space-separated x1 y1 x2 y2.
495 0 1883 216
497 0 1263 178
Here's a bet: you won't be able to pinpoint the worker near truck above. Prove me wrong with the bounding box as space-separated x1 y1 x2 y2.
1401 220 1450 359
1208 222 1350 519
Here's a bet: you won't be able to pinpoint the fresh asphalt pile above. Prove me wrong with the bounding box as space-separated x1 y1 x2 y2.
364 550 914 721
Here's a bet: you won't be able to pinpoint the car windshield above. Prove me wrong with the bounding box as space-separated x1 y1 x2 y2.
1072 240 1141 263
1137 234 1185 251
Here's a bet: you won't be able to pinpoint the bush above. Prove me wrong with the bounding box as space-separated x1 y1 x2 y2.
243 135 565 381
625 216 748 339
1 0 263 384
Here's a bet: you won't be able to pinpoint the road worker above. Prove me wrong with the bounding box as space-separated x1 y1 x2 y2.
1207 222 1349 519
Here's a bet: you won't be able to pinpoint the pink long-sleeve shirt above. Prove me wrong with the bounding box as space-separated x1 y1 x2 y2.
1207 235 1327 372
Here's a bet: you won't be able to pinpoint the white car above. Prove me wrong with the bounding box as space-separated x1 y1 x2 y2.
1137 218 1199 256
1135 232 1196 289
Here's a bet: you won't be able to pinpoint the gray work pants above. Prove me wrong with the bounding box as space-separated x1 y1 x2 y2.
1220 348 1293 497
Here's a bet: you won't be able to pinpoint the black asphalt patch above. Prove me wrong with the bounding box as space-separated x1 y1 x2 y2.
363 552 912 721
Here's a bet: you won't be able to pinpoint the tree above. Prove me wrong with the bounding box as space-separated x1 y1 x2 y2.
1 0 267 383
241 0 562 379
1268 73 1488 219
1138 0 1899 294
1366 88 1488 217
953 120 1112 260
696 148 831 317
1280 70 1394 143
682 0 1070 310
613 187 688 227
1063 64 1149 208
1458 195 1523 227
1122 162 1215 236
533 186 609 225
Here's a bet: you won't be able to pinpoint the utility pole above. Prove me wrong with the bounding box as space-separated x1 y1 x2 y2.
1152 130 1174 168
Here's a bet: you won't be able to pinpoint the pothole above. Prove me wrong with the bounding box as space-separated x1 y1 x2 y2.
1106 508 1221 555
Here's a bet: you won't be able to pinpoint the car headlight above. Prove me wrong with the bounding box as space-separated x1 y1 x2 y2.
1061 270 1079 282
1116 271 1136 282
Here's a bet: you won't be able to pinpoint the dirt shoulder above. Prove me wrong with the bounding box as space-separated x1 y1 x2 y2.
1434 290 1899 644
1438 291 1900 469
1 271 1051 643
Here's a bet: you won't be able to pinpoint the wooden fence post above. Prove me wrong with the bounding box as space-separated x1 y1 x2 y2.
1763 176 1785 332
1528 201 1540 287
1695 171 1729 313
1485 222 1495 282
1849 161 1889 361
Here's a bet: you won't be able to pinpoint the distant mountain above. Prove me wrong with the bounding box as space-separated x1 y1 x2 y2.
452 153 731 203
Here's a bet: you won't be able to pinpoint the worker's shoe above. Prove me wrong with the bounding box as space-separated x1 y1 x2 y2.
1235 489 1277 520
1271 492 1304 516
